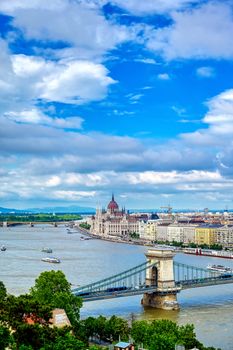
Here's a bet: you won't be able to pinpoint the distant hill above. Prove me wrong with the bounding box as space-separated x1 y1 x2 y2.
28 205 95 214
0 205 95 214
0 207 26 214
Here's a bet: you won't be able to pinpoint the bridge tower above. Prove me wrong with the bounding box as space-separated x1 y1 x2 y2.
142 248 180 310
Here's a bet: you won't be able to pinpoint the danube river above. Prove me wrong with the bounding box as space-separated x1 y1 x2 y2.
1 224 233 349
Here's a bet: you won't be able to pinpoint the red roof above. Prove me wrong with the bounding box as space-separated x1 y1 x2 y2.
107 194 119 210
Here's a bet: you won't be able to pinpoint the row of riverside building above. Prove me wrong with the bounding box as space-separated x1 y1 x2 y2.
88 195 233 249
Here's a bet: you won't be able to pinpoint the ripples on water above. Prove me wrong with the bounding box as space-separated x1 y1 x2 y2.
0 225 233 349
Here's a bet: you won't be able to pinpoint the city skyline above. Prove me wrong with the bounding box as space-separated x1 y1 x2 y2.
1 0 233 209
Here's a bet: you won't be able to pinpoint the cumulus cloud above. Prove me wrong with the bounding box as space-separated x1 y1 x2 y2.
181 88 233 147
0 0 134 60
146 2 233 60
0 43 116 129
11 54 116 105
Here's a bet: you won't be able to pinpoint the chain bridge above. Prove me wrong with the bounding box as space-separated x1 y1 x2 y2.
72 248 233 310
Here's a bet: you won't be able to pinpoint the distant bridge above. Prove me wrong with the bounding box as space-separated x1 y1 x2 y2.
72 248 233 310
0 221 73 227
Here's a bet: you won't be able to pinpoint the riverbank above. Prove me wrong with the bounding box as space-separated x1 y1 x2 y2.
76 224 154 247
76 225 233 259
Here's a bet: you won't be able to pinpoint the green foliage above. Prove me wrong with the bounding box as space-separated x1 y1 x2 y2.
131 320 149 345
188 242 198 248
30 270 82 327
131 319 211 350
0 281 7 311
129 232 140 239
0 281 7 300
0 271 220 350
80 222 91 230
105 315 130 341
81 315 130 342
40 332 86 350
0 213 82 222
0 325 13 350
30 270 71 304
0 294 51 330
18 345 34 350
171 241 184 247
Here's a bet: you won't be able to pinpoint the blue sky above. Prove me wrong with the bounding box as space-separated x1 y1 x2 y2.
1 0 233 210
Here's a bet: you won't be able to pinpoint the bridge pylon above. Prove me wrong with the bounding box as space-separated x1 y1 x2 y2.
142 248 180 310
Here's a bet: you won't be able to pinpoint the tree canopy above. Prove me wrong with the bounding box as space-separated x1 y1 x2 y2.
30 270 82 326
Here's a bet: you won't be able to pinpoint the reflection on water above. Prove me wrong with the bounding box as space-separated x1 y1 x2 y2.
0 225 233 349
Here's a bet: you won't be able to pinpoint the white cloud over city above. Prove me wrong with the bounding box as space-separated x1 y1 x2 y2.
0 0 233 209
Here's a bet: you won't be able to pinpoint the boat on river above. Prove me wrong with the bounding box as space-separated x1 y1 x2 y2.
184 248 233 259
41 247 53 253
0 245 6 251
207 264 233 273
41 257 60 263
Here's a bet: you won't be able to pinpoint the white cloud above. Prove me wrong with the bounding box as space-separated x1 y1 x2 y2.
157 73 170 80
11 54 116 104
127 170 221 185
196 66 215 78
0 46 116 123
4 109 84 129
46 176 61 187
39 60 116 104
0 0 134 60
135 58 158 65
52 190 97 201
146 2 233 60
110 0 197 15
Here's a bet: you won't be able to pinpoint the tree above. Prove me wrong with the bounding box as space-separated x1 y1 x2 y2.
0 281 7 311
30 270 82 326
0 325 13 350
95 315 107 341
0 281 7 300
105 315 130 341
0 294 51 330
131 319 208 350
81 317 97 340
40 332 86 350
30 270 71 304
131 320 150 345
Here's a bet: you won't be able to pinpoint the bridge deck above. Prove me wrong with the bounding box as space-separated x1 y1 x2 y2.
76 276 233 302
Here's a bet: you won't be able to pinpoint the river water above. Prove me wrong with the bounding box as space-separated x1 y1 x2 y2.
0 224 233 350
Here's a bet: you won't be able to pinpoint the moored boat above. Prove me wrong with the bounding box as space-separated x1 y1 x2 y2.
41 257 60 263
207 264 233 273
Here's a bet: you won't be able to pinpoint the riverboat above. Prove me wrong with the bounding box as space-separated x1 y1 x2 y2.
41 247 53 253
0 245 6 251
207 264 233 273
41 257 60 263
183 248 233 259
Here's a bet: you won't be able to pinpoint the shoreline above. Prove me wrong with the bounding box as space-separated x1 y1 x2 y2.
76 225 233 259
76 225 160 248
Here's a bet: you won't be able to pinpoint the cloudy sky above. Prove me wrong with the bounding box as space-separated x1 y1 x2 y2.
1 0 233 210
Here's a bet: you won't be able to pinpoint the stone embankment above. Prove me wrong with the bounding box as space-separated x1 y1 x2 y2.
75 224 154 247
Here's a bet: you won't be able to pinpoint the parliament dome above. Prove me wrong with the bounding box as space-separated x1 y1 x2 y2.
107 194 119 211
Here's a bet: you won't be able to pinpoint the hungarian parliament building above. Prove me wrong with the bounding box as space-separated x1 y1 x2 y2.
89 194 153 237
